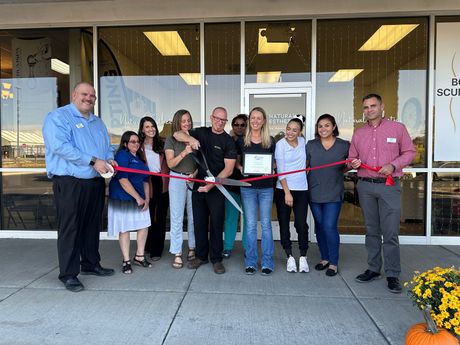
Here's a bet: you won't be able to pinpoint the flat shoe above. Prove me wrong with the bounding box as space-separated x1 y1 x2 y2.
326 268 338 276
314 262 329 271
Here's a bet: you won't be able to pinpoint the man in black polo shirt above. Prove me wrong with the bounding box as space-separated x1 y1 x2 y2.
173 107 237 274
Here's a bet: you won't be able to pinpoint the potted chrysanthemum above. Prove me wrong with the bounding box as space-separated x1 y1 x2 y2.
404 266 460 344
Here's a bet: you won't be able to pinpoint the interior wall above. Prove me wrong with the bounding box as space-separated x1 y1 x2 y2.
0 0 460 28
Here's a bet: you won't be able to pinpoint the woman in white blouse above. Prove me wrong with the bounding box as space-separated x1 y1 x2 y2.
274 117 309 273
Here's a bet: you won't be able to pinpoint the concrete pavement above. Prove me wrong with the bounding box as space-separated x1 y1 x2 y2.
0 239 459 345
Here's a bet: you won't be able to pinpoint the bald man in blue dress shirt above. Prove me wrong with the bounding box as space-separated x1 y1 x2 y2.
43 82 115 292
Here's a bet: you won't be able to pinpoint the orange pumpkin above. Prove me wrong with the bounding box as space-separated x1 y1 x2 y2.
405 323 459 345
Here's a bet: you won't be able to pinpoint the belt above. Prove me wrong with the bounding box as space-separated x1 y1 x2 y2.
171 170 192 176
358 176 399 184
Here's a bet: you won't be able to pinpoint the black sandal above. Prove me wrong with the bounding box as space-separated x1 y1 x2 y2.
122 260 132 274
133 254 152 268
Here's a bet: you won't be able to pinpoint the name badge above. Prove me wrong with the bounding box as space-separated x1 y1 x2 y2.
76 123 84 129
387 137 396 143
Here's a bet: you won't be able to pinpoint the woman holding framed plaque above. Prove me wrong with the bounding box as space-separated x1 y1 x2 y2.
236 107 276 276
306 114 349 277
274 117 310 273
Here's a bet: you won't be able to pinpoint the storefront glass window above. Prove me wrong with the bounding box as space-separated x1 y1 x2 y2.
245 21 311 84
317 18 428 235
0 28 92 168
205 23 240 124
98 25 200 142
433 16 460 168
1 172 56 230
316 18 428 166
432 173 460 236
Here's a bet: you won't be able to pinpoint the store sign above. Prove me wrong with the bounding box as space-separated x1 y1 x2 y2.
434 22 460 161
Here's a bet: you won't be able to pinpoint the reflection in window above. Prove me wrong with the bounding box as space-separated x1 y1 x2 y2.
316 18 428 167
245 21 311 83
0 28 93 168
432 173 460 236
248 93 307 137
98 25 200 143
205 23 240 124
1 172 56 230
339 172 425 236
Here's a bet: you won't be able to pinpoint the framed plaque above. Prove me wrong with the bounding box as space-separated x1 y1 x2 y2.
243 153 273 175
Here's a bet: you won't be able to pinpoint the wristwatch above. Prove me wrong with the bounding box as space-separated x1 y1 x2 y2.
89 156 97 166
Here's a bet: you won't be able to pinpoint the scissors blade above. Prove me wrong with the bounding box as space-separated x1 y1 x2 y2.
204 176 251 187
215 183 244 214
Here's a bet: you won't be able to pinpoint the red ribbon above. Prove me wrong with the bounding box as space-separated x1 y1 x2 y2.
359 163 394 186
239 159 352 183
114 166 217 184
113 159 394 186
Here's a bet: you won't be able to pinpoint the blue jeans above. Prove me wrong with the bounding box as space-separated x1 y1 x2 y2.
168 172 195 254
224 191 246 251
240 187 274 270
310 201 342 266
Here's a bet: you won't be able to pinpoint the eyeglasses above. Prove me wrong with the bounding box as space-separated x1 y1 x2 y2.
233 123 246 128
212 115 228 123
128 140 140 144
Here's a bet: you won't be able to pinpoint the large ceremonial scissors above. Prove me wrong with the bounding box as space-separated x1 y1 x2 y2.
192 150 250 214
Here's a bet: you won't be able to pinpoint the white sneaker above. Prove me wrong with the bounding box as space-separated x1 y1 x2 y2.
286 255 297 273
299 256 309 273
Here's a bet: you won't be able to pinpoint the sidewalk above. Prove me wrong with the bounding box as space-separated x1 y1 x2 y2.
0 239 459 345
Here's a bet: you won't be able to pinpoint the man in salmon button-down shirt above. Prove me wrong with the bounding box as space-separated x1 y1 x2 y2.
349 93 416 294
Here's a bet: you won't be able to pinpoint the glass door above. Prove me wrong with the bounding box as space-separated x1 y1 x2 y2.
244 86 313 240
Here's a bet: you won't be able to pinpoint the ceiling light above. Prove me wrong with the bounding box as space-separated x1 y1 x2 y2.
258 29 289 54
359 24 419 51
144 31 191 56
51 58 70 75
257 71 281 83
254 94 301 98
328 69 364 82
179 73 201 85
1 90 13 99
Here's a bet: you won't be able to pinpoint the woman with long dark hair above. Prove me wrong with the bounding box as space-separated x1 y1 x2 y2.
108 131 151 274
138 116 170 261
274 117 309 273
307 114 350 277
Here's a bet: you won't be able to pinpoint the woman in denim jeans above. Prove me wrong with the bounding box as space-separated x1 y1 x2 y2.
306 114 349 277
236 107 275 275
164 110 197 269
